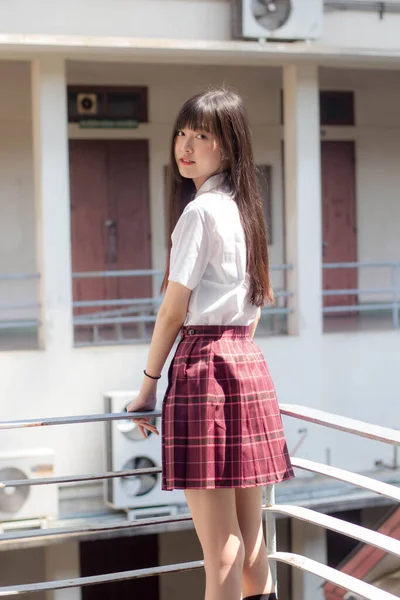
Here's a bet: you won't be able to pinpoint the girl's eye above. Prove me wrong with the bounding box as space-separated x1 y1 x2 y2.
197 133 207 140
176 130 184 137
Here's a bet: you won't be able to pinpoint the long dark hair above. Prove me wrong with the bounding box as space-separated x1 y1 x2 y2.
161 87 273 306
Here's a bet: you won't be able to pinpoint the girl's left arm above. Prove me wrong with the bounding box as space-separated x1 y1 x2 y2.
126 281 191 412
249 306 261 338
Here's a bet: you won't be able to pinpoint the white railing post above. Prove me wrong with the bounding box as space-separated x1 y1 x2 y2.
265 484 278 594
392 263 399 329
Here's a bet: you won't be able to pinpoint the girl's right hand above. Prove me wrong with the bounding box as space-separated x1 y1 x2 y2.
126 391 159 438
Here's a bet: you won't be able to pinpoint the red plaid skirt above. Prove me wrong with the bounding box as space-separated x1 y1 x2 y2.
161 325 294 490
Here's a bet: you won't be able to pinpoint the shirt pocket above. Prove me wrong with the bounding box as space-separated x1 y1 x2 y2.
221 251 238 282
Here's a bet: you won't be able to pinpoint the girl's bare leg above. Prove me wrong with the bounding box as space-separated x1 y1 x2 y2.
235 487 275 598
185 489 245 600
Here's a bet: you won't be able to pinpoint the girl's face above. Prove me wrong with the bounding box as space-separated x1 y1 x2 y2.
174 127 223 190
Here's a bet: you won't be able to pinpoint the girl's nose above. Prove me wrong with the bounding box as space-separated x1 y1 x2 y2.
183 138 193 153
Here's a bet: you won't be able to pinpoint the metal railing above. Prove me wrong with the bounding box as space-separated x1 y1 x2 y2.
322 261 400 329
72 268 164 344
1 261 400 344
0 405 399 598
72 265 294 344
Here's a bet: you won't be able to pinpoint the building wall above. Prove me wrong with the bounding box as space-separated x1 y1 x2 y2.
0 60 399 498
1 60 400 316
1 1 400 51
0 546 46 600
159 529 204 600
0 61 37 319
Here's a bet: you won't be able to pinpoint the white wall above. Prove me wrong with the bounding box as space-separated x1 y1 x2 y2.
159 529 204 600
0 546 46 600
0 61 37 320
0 0 231 40
45 542 80 600
2 1 400 52
1 60 398 313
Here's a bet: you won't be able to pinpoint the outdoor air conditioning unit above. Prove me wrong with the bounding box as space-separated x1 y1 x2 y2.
104 391 185 516
232 0 324 41
0 449 58 523
76 93 99 116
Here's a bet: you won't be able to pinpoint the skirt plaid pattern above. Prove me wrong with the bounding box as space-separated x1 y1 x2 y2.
161 325 294 490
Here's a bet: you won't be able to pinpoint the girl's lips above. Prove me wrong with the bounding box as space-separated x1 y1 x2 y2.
180 158 195 165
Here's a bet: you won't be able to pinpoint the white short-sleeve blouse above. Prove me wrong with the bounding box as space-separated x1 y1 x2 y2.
168 173 260 326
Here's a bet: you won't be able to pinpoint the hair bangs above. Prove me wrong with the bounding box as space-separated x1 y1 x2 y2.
175 98 220 137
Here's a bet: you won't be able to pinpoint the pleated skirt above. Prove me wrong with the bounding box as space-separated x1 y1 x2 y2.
161 325 294 490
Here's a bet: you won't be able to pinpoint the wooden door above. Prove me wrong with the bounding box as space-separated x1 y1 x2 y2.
69 140 151 314
321 141 357 307
80 535 159 600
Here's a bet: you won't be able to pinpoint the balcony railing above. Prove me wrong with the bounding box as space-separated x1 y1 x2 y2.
323 261 400 330
71 265 293 345
0 260 399 349
0 405 399 599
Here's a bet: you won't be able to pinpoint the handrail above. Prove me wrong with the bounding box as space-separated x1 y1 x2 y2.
322 260 400 329
0 554 397 599
269 553 397 600
291 457 400 503
280 404 400 445
0 273 40 281
0 512 192 543
70 265 293 342
0 404 399 599
0 560 205 596
1 405 399 445
0 410 159 430
267 505 400 557
2 261 399 340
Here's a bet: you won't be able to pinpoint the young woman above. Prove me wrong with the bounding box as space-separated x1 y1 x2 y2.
127 88 294 600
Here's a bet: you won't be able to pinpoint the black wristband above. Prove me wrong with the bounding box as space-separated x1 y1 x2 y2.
143 369 162 380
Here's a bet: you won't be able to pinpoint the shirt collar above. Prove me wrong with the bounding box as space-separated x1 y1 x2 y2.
195 172 231 198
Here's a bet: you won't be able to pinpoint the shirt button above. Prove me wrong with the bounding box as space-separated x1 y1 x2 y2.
188 328 195 335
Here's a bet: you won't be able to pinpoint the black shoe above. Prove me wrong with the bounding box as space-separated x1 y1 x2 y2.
243 594 277 600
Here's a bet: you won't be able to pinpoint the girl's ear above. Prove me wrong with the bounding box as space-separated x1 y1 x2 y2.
220 149 230 170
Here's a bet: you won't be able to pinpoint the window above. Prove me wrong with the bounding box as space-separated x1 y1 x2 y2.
320 91 355 126
280 90 355 126
67 86 148 123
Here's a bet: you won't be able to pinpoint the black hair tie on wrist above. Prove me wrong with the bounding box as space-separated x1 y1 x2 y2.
143 369 162 380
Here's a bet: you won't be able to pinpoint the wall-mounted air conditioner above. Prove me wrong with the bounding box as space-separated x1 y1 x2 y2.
104 391 185 516
0 448 58 523
232 0 323 41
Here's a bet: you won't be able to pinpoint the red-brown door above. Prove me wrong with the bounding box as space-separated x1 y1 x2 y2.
69 140 151 314
80 535 159 600
321 141 357 307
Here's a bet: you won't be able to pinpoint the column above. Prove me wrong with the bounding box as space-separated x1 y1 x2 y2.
45 541 80 600
31 56 73 350
291 519 328 600
283 64 323 338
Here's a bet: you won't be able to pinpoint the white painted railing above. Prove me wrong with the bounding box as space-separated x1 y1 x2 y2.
0 405 399 599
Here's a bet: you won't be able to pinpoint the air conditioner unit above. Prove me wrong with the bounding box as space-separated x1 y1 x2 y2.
232 0 323 41
104 391 185 516
0 448 58 522
76 93 98 116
